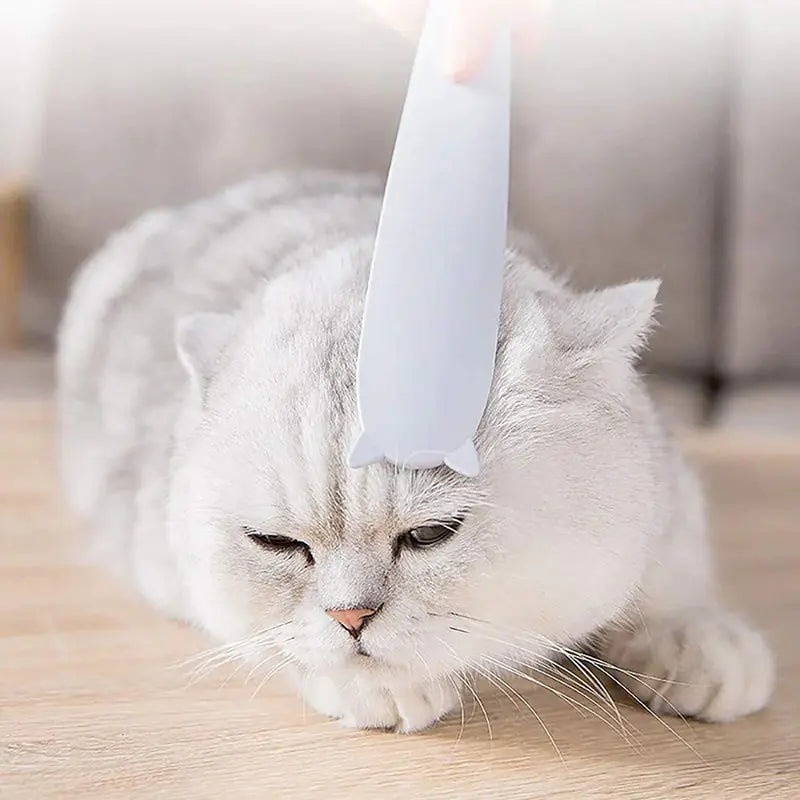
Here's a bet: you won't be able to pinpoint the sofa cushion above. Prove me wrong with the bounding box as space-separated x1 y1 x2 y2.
27 0 728 376
721 2 800 379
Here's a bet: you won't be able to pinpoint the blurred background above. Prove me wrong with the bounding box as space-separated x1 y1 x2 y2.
1 0 798 433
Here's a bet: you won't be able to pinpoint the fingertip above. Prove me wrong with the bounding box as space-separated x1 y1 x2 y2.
444 2 497 82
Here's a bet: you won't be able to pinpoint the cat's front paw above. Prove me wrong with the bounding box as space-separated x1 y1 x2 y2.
298 671 460 733
601 610 775 723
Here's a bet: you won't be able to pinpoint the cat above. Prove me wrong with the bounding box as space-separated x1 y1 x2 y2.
57 170 774 733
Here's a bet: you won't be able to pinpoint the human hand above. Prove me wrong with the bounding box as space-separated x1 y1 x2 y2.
362 0 547 81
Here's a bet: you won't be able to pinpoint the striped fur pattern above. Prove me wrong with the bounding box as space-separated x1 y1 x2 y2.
57 171 773 733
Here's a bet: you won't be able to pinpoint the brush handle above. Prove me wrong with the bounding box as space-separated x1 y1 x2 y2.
351 0 511 477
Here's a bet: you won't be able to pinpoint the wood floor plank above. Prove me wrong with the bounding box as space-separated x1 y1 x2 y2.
1 401 798 799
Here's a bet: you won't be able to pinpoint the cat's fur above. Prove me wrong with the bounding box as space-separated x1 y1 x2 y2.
57 171 774 733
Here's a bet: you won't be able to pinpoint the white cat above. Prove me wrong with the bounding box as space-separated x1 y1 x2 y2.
57 171 774 733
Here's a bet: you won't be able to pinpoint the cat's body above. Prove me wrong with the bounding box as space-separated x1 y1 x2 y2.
58 171 773 733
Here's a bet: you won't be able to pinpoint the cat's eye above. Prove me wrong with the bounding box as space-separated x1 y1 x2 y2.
243 527 314 563
398 517 464 553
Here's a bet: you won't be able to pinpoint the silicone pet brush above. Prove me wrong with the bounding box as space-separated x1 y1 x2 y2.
349 0 511 477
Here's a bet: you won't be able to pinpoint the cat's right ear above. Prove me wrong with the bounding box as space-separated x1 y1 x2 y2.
175 312 237 399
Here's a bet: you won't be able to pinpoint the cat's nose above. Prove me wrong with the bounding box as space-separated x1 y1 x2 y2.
326 607 377 638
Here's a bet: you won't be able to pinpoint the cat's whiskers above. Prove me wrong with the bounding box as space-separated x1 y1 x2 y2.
501 644 638 740
175 636 253 672
479 664 565 765
438 614 643 743
529 651 613 708
457 612 682 712
412 645 434 683
437 636 565 763
536 654 645 743
249 653 299 701
430 640 492 742
243 647 286 685
548 642 697 724
482 653 637 742
177 622 291 667
438 615 628 728
443 612 704 756
555 647 632 739
544 647 696 742
447 673 467 749
571 656 704 761
447 612 695 687
183 647 256 686
176 622 291 687
412 644 443 711
460 675 493 742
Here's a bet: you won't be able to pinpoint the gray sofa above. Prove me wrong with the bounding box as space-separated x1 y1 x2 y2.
16 0 800 431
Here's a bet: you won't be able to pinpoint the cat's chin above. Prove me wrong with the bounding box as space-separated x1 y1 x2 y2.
328 648 390 671
291 647 415 681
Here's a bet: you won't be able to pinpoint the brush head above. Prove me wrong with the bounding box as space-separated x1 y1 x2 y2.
351 0 511 477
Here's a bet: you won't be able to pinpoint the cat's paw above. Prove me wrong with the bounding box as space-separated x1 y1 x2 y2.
298 671 460 733
601 610 774 723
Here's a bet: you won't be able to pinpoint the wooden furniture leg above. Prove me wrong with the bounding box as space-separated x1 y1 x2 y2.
0 181 28 351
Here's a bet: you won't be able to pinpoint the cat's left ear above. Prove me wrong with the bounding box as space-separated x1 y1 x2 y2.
176 312 237 397
556 279 661 362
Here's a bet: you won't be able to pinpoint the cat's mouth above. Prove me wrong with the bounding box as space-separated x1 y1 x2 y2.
354 643 372 658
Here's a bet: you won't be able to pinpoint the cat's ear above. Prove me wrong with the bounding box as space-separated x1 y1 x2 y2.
176 312 237 397
554 280 661 361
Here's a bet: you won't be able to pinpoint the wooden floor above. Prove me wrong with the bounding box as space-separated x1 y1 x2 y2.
1 400 798 799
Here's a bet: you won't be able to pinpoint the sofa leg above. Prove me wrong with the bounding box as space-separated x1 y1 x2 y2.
0 181 27 351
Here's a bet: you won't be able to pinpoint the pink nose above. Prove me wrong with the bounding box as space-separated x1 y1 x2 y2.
326 607 376 636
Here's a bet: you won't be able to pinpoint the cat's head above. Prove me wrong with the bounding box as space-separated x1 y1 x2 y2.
168 247 664 684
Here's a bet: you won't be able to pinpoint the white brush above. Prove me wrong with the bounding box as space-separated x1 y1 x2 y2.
350 0 511 478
